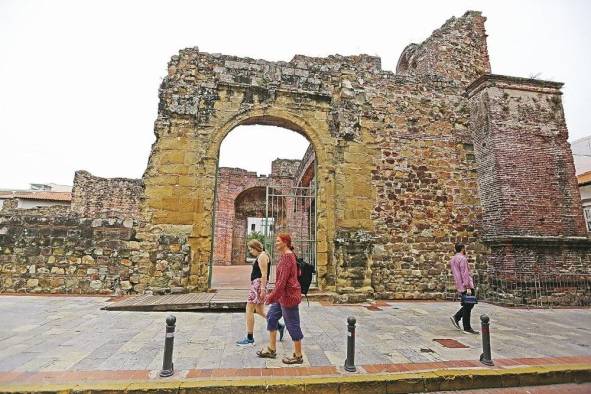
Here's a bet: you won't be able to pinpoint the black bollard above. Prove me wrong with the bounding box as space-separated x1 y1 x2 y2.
159 315 176 377
344 316 357 372
479 314 494 366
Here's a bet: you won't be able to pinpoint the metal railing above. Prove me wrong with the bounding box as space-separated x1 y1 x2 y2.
446 270 591 308
264 182 317 287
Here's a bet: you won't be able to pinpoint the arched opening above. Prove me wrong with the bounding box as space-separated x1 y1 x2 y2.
209 122 317 289
230 186 285 266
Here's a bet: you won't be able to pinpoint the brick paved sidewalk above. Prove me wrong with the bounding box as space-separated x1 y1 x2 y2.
1 360 590 393
1 355 590 386
433 383 591 394
0 295 589 389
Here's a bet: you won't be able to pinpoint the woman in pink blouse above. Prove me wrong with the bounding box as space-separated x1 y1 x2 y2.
256 233 304 364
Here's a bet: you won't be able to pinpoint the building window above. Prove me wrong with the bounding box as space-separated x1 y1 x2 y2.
251 223 256 232
584 206 591 232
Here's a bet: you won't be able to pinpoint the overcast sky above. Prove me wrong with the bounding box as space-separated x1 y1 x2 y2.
1 0 590 189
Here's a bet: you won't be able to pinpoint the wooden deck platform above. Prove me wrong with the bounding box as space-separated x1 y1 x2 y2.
102 288 335 312
102 290 248 312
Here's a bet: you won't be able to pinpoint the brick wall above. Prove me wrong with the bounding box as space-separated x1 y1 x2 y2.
295 145 316 187
232 187 267 264
468 75 587 239
213 167 294 265
468 75 591 283
213 157 312 266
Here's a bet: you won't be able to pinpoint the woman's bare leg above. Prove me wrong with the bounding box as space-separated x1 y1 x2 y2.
294 340 302 357
254 303 266 319
268 329 277 351
246 303 255 334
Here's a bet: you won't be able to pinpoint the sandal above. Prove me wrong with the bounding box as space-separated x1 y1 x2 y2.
256 347 277 359
282 353 303 365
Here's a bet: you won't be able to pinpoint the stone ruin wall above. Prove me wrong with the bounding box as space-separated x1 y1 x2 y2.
396 12 490 85
271 159 301 178
139 11 495 300
0 10 589 302
0 172 191 295
345 11 491 300
71 170 144 219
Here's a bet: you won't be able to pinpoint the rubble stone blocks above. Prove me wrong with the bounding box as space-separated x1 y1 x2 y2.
71 170 144 219
0 11 589 302
0 178 191 295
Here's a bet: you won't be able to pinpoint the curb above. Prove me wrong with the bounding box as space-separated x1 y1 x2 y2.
1 364 590 393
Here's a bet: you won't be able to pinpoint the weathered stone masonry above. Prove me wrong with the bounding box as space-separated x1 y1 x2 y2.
1 10 589 302
71 170 144 218
0 173 190 294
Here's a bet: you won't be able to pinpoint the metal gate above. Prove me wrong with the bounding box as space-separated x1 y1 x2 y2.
263 183 317 286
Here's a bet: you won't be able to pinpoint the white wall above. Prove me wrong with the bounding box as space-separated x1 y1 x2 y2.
581 184 591 202
247 217 274 235
17 199 69 209
572 136 591 175
581 184 591 232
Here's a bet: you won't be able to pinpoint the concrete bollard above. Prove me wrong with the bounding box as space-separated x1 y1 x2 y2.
344 316 357 372
479 314 494 366
159 315 176 377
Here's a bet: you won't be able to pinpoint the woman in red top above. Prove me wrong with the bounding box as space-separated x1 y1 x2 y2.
256 233 304 364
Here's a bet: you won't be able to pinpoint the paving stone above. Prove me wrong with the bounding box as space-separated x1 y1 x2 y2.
0 296 589 374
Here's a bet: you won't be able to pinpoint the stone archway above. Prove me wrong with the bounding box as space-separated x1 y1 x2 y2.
143 49 378 297
206 112 335 290
144 107 341 292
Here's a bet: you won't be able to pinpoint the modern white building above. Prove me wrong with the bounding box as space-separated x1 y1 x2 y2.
29 183 72 192
247 217 274 235
572 136 591 175
0 183 72 210
572 136 591 232
578 172 591 232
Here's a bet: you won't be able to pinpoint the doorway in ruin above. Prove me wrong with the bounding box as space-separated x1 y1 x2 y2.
210 124 317 289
